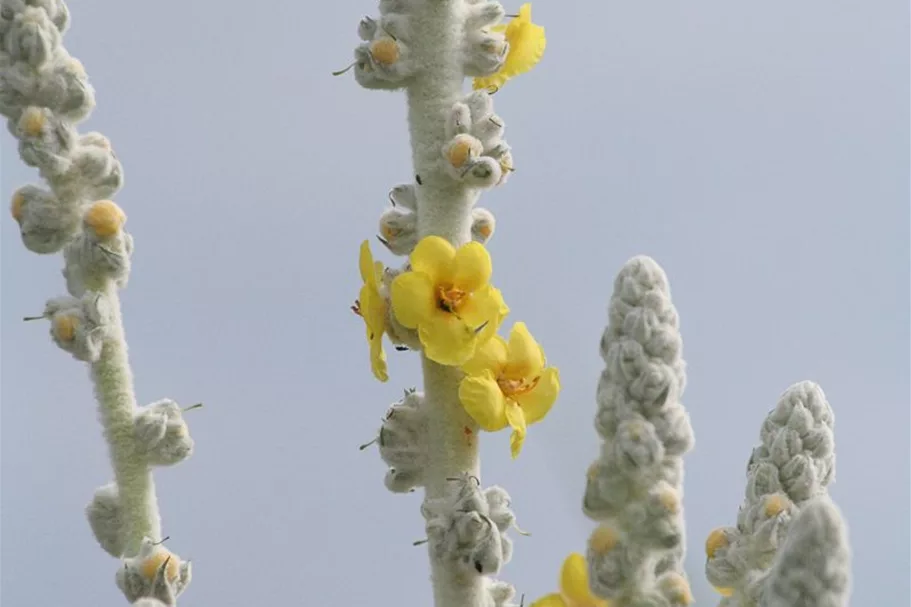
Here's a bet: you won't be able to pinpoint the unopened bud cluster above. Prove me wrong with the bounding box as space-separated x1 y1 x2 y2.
704 381 838 606
583 256 695 606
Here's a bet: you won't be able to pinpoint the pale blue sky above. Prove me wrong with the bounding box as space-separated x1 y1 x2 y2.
2 1 908 605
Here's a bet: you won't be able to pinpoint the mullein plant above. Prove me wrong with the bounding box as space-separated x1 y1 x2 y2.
338 3 853 607
2 1 193 605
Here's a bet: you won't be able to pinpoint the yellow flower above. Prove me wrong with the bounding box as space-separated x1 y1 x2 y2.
473 3 546 91
530 553 608 607
459 322 559 458
355 240 388 382
391 236 508 366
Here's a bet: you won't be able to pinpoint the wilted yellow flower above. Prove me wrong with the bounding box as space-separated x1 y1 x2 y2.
355 240 388 382
459 322 559 458
473 3 546 91
530 553 608 607
391 236 508 366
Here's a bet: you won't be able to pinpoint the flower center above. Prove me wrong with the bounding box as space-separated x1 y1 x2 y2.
438 285 467 313
497 375 539 398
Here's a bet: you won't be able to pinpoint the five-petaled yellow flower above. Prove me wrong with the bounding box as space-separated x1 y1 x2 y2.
530 553 608 607
473 3 547 91
356 240 388 382
391 236 508 366
459 321 559 458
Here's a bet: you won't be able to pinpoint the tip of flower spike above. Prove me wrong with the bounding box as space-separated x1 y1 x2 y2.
84 200 126 238
705 528 729 558
19 107 46 136
52 314 78 342
588 524 619 555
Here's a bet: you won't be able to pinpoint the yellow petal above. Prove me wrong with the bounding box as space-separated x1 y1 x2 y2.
358 240 376 287
516 366 560 425
560 553 602 606
452 241 492 293
503 322 545 379
410 236 455 284
458 370 509 431
360 283 386 333
460 285 509 344
391 272 435 329
529 594 567 607
505 400 527 458
370 334 389 382
461 334 508 377
420 312 480 366
472 3 546 90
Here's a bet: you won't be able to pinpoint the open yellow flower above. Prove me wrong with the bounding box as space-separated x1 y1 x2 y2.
459 321 559 458
473 3 546 91
355 240 388 382
530 553 608 607
391 236 508 366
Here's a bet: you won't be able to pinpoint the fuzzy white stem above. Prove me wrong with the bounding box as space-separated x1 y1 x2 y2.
406 2 485 607
91 282 161 556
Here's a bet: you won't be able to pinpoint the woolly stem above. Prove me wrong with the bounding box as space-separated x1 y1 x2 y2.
90 281 161 557
406 3 484 607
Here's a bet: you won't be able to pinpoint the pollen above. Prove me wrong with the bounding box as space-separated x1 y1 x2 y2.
10 190 25 222
588 524 619 555
20 107 45 137
705 528 729 559
370 38 400 65
84 200 126 238
477 224 492 238
139 549 180 583
53 314 78 342
763 494 789 518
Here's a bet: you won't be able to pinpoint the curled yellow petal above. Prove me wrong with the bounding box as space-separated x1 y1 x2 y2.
410 236 455 284
370 334 388 382
459 370 509 432
472 3 546 90
358 240 375 287
391 271 435 329
516 366 559 424
451 241 492 293
505 400 527 458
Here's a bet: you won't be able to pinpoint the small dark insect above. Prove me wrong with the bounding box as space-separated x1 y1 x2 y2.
395 345 410 351
416 174 423 185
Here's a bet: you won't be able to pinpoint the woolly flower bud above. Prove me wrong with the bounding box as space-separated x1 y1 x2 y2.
9 183 81 253
86 482 124 557
471 207 495 244
134 399 196 467
440 91 512 189
422 473 519 577
0 47 95 123
0 1 70 34
657 572 694 606
485 579 519 607
32 292 112 362
351 22 417 91
63 200 133 293
15 105 78 176
365 389 427 493
49 131 124 200
388 182 417 211
463 25 508 78
116 537 192 605
377 206 417 256
760 496 851 607
3 6 60 67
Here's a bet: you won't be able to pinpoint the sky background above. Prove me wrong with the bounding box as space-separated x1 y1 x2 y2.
1 1 908 605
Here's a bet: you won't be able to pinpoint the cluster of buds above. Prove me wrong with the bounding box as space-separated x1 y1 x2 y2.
377 182 497 258
705 381 837 606
351 10 416 90
115 537 192 606
441 90 513 189
363 388 428 492
133 399 199 467
462 1 509 79
25 291 112 362
582 256 695 606
420 473 524 578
